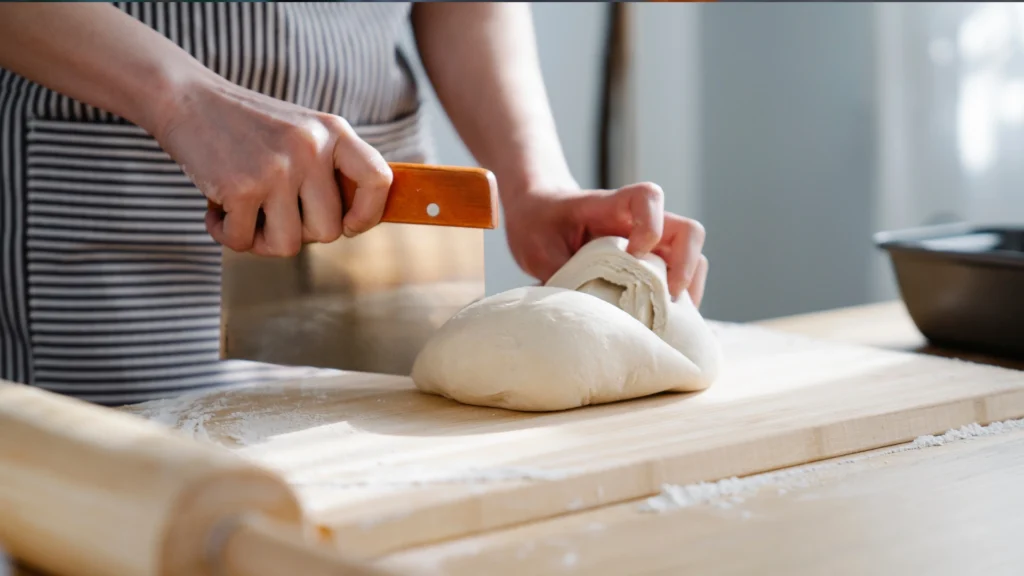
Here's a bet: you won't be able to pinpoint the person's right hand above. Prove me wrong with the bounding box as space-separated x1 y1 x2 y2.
150 74 393 257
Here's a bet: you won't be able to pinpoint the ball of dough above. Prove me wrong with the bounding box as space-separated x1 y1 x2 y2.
411 236 722 412
410 286 707 411
546 236 721 386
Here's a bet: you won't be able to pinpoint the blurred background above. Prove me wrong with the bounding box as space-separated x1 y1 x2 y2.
406 2 1024 323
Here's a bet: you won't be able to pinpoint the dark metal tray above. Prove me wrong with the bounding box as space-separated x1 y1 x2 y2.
874 222 1024 359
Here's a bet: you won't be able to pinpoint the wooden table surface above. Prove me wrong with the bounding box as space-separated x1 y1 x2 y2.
375 300 1024 575
757 300 1024 370
10 300 1024 576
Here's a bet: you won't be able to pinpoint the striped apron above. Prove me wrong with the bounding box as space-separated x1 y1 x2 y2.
0 2 432 405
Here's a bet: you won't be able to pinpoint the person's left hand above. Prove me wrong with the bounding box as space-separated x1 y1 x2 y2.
503 183 709 306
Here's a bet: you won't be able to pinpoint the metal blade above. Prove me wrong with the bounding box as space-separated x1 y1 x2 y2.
219 222 485 376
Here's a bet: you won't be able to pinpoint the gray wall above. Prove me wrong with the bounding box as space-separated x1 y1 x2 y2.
414 3 879 322
629 3 879 322
407 3 610 296
412 3 1024 325
696 3 877 322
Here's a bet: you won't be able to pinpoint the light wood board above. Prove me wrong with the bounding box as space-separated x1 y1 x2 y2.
123 322 1024 558
378 426 1024 576
755 301 927 350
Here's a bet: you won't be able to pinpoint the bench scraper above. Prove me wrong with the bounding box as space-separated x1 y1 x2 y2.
213 162 499 376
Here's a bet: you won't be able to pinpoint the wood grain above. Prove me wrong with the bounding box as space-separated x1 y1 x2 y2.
340 163 498 230
224 515 402 576
0 383 395 576
0 382 300 576
124 322 1024 559
378 427 1024 576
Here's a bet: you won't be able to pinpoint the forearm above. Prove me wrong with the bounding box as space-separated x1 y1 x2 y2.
0 3 216 134
412 3 577 202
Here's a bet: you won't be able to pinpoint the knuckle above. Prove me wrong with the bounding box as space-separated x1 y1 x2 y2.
635 181 664 202
291 128 322 157
241 158 289 192
676 216 706 245
263 155 291 181
321 113 352 135
211 174 253 205
230 180 262 204
688 219 707 244
364 161 393 191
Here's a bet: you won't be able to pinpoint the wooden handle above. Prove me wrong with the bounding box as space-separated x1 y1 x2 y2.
207 162 499 230
221 515 404 576
0 382 406 576
341 163 498 229
0 382 300 576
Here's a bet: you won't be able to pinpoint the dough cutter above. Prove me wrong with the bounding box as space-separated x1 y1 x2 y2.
214 162 499 376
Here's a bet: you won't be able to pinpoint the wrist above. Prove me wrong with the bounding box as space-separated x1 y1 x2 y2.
125 57 221 139
493 154 579 209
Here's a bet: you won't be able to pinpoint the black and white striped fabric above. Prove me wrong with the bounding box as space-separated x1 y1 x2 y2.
0 2 431 405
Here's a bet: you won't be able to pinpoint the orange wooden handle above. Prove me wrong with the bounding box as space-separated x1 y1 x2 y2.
206 163 499 230
341 163 498 229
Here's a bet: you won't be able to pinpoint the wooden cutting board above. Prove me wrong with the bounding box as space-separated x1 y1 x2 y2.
123 322 1024 559
378 426 1024 576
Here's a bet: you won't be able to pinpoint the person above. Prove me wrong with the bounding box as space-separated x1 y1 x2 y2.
0 3 708 406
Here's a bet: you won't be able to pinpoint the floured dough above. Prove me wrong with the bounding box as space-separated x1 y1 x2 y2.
546 236 721 387
410 236 722 411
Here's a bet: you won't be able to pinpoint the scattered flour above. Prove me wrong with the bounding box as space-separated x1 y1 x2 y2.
640 417 1024 513
562 552 579 568
135 389 576 486
131 381 331 446
133 379 1024 523
132 388 230 442
221 411 330 446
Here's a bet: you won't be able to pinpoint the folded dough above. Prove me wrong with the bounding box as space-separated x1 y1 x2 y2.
545 236 721 388
410 236 722 412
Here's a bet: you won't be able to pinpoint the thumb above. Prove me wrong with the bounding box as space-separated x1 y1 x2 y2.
331 119 393 236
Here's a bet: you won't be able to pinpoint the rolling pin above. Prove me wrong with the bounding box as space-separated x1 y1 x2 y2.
207 162 500 230
0 382 404 576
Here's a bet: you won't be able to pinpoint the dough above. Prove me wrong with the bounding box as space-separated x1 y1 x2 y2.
410 236 722 411
546 236 721 387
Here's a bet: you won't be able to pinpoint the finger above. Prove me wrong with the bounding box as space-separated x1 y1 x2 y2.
570 183 664 255
688 254 709 308
620 182 664 257
251 185 303 257
331 121 392 237
657 214 706 299
298 171 343 244
204 189 260 252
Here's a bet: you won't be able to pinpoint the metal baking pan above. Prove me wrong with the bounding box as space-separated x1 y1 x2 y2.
874 222 1024 359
